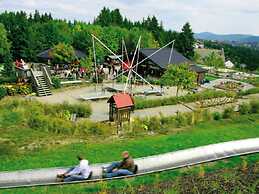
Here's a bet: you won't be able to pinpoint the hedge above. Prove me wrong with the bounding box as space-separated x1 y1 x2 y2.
135 90 236 110
0 86 7 100
238 87 259 96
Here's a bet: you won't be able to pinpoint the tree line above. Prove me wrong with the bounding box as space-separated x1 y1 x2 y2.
0 8 195 76
204 40 259 70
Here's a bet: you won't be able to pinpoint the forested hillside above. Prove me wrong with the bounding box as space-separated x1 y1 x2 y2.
0 8 195 76
204 40 259 70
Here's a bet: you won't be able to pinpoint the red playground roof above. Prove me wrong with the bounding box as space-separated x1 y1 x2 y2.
108 93 134 109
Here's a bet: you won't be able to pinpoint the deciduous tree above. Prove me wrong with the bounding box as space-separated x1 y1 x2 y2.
161 64 196 97
51 43 75 64
203 52 224 70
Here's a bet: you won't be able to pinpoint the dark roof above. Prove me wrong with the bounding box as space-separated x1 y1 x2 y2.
189 65 208 73
139 48 191 69
37 48 86 60
107 93 134 109
139 48 207 74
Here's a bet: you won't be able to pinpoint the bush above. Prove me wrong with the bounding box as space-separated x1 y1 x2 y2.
238 87 259 96
0 76 17 84
52 76 61 89
0 86 7 100
117 75 128 83
175 113 189 127
76 120 106 136
0 141 15 157
57 102 92 118
135 90 235 110
1 84 32 96
146 116 162 131
202 109 213 122
212 112 221 120
130 117 148 134
222 107 235 119
239 103 251 115
16 84 33 95
250 101 259 113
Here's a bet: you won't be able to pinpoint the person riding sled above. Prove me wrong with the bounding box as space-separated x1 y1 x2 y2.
57 155 92 182
102 151 137 178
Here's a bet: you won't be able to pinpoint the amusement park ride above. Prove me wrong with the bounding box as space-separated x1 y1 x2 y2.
88 34 176 127
90 34 175 96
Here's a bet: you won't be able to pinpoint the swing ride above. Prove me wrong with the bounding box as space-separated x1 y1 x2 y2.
80 34 176 101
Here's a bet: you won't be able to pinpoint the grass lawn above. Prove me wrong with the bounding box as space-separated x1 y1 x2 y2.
0 106 259 193
0 114 259 172
205 74 219 81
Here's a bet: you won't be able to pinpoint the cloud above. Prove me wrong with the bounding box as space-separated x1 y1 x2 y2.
0 0 258 35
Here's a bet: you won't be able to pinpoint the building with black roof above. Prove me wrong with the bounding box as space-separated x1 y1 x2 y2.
137 48 207 84
37 48 86 61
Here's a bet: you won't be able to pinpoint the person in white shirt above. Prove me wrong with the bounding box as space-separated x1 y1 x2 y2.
57 155 92 182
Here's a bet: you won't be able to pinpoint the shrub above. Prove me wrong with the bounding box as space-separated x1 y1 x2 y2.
16 84 32 95
28 114 73 134
249 101 259 113
238 87 259 96
52 76 61 89
135 90 236 110
202 109 213 122
1 84 32 96
130 117 148 134
0 141 15 156
146 116 161 131
222 106 235 119
212 112 221 120
175 113 189 127
0 86 7 100
0 76 17 84
76 120 106 136
57 102 92 118
239 103 251 115
117 75 128 83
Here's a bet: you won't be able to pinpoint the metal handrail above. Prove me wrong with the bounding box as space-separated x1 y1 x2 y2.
42 65 53 86
30 69 40 87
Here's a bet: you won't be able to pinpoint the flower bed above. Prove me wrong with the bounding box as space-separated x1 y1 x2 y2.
214 81 243 91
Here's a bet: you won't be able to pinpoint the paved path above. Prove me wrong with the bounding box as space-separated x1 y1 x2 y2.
35 83 259 122
36 84 190 121
90 93 259 122
91 103 194 122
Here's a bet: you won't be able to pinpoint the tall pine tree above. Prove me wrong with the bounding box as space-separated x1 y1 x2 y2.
178 22 195 58
0 23 14 76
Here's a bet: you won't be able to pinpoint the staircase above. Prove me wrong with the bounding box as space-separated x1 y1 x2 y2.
30 68 52 97
35 75 52 96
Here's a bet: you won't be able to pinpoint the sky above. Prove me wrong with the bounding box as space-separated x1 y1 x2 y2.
0 0 258 35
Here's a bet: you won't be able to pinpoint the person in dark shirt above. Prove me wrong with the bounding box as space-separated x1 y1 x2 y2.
103 151 135 178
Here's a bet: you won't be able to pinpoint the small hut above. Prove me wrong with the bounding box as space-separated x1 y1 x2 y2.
107 93 134 127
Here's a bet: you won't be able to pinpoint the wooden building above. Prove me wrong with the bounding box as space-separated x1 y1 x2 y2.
107 93 134 127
